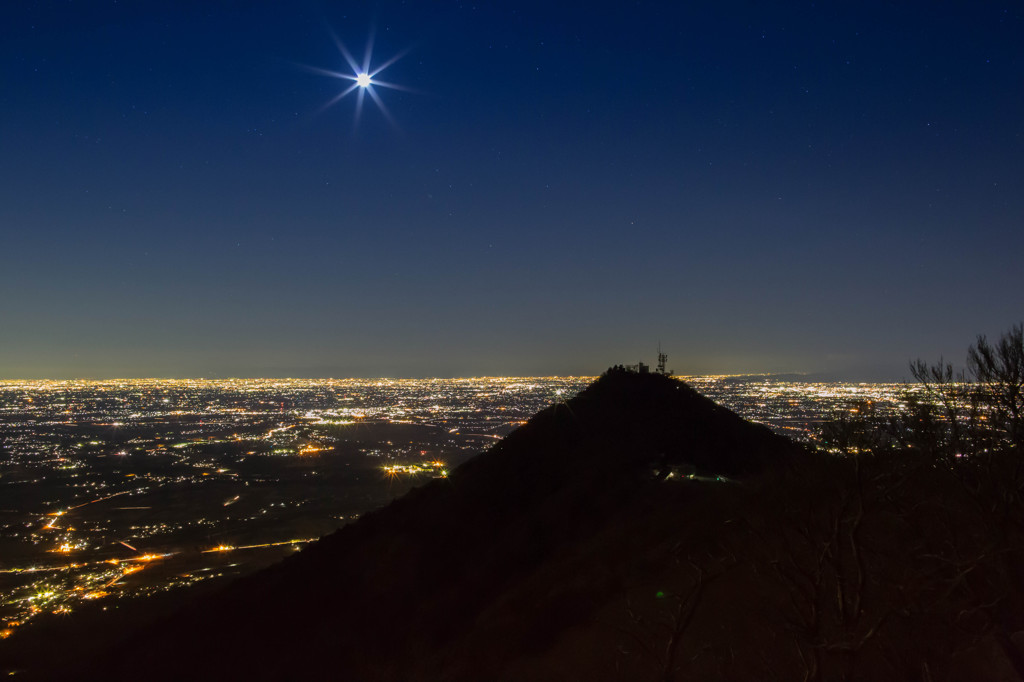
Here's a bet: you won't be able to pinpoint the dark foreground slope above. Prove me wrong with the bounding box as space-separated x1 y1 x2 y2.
46 371 1024 680
52 371 794 680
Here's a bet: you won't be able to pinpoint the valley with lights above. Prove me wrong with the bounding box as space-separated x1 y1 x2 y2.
0 377 588 638
0 376 910 641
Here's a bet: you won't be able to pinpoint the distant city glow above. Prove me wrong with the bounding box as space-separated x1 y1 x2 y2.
0 375 936 638
0 376 588 634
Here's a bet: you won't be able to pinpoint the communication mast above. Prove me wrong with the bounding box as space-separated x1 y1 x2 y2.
657 343 668 375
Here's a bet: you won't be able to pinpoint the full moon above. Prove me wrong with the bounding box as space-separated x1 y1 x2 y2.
306 34 412 127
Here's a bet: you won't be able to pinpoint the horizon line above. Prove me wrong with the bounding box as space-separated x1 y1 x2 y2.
0 371 909 384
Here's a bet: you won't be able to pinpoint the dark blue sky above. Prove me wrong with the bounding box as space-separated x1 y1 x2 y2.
2 1 1022 379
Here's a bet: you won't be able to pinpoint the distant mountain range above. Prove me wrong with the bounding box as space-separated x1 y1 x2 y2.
25 370 1024 680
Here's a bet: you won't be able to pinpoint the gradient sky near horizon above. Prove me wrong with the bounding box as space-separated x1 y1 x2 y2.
2 2 1022 380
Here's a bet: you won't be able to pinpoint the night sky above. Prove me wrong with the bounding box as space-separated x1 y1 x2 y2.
2 2 1022 380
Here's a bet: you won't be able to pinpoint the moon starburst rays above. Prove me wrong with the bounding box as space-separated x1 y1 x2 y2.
306 30 411 130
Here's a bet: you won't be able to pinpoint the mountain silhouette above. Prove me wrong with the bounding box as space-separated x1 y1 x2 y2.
43 369 1024 680
58 370 796 681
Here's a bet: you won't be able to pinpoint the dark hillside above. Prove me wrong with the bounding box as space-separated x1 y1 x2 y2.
36 370 1024 680
57 371 800 681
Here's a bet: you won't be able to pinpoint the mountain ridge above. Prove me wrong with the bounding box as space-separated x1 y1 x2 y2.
41 369 1024 680
69 370 803 680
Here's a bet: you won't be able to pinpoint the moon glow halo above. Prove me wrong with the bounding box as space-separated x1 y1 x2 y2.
306 31 413 129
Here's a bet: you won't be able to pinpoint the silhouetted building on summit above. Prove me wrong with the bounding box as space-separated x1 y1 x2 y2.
608 346 672 377
607 363 649 374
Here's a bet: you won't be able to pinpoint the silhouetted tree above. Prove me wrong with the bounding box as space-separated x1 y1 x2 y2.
811 323 1024 679
616 551 736 682
906 357 981 458
968 323 1024 448
872 323 1024 460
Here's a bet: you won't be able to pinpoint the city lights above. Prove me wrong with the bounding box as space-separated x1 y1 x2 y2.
0 374 916 637
0 377 588 632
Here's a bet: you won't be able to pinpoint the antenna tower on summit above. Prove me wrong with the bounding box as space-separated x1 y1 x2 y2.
657 344 668 375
